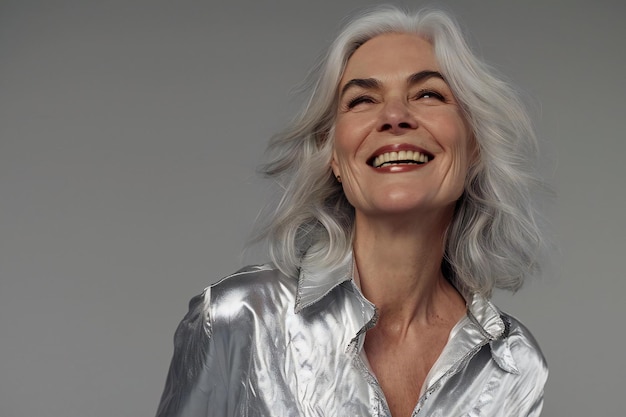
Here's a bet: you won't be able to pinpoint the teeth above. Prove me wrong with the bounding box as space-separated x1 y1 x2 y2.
373 151 430 168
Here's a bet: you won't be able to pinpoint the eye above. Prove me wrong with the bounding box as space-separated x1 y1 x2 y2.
414 89 445 101
346 95 376 109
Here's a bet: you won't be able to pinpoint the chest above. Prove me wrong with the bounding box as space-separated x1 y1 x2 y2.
242 331 505 417
224 286 512 416
363 326 453 417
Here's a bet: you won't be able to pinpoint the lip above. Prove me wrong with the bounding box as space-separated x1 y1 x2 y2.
367 143 434 167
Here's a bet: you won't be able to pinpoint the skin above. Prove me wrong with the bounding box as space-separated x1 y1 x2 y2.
331 33 474 417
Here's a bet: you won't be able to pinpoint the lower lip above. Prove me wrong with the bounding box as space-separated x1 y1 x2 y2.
371 163 426 173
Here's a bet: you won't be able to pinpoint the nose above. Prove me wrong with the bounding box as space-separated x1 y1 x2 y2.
377 98 418 133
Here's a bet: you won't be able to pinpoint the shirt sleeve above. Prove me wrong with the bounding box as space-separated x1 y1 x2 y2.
155 288 228 417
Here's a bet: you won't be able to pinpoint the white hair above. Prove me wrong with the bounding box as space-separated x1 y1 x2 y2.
255 6 547 296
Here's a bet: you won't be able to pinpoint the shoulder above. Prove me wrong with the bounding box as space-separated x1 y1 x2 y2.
503 313 546 367
199 264 298 333
206 264 298 318
175 264 297 340
172 264 298 375
483 310 548 415
210 263 296 295
157 265 292 416
491 311 548 384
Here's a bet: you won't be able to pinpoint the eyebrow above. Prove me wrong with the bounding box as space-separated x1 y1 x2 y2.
339 78 381 98
407 70 445 85
340 70 446 99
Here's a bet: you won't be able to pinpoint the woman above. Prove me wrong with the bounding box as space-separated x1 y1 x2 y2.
156 6 548 417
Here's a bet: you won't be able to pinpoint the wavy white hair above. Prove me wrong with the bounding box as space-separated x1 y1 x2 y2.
256 6 547 295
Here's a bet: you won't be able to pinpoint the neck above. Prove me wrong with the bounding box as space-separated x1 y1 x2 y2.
353 209 463 328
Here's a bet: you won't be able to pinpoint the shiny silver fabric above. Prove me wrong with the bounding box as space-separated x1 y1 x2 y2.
156 253 547 416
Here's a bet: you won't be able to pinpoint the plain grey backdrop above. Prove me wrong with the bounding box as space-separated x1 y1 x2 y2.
1 1 624 416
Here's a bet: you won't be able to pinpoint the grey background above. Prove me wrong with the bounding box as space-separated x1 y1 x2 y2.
1 1 624 416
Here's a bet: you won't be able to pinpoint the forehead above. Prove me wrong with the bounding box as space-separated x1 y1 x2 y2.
341 33 438 83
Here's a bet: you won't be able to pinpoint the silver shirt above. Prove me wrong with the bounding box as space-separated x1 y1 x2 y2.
156 253 547 416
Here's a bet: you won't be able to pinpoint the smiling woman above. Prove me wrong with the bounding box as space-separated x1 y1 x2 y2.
156 6 548 417
332 33 473 220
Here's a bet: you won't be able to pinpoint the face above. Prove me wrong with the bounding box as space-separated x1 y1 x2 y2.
331 33 474 220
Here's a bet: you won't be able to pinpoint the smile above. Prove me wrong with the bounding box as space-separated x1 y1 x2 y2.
369 150 431 168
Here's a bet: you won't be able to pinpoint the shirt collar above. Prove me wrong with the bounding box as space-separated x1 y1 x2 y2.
295 250 354 314
295 250 518 373
295 250 506 341
466 291 506 340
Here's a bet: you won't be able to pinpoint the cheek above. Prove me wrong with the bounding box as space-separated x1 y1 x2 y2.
333 119 354 152
427 113 473 184
331 121 357 170
330 132 348 171
429 111 471 154
333 112 374 152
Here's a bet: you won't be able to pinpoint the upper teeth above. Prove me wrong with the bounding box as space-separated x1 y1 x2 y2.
373 150 430 168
